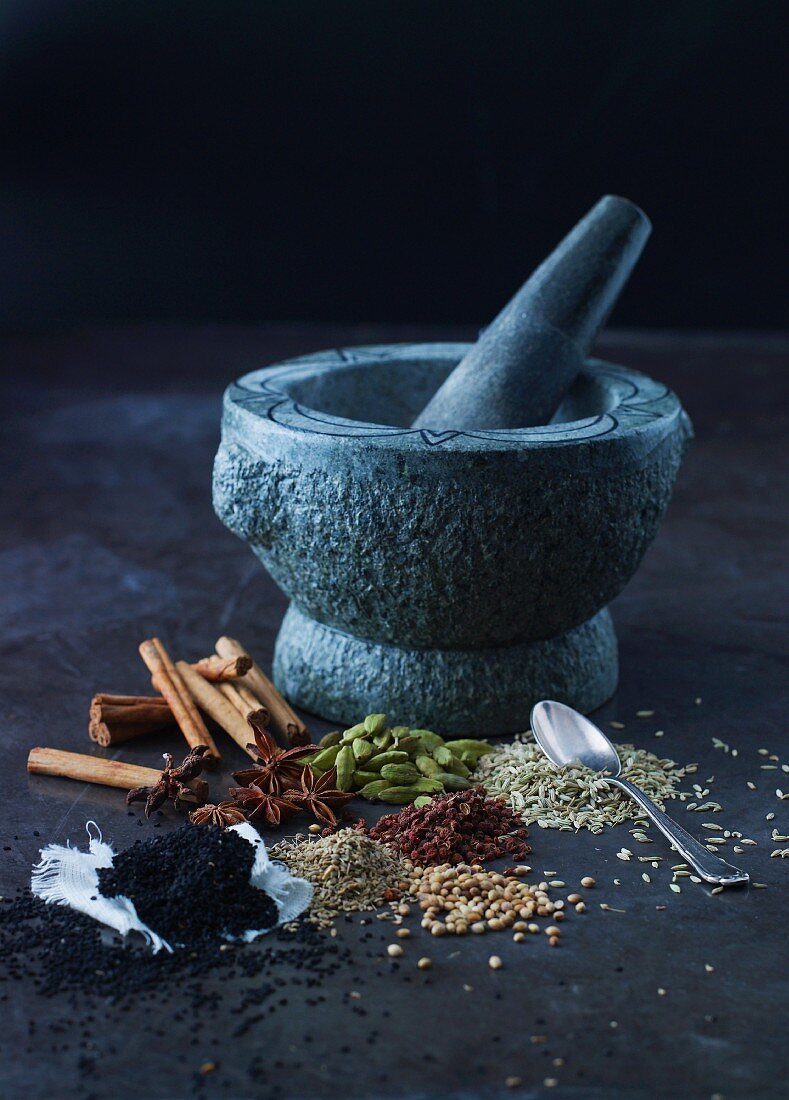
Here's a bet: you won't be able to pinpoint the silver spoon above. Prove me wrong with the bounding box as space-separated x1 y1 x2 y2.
530 700 749 887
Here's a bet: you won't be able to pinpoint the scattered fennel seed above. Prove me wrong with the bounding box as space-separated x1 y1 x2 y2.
747 782 757 790
771 831 789 842
690 876 701 883
637 710 655 718
770 849 789 858
705 964 715 973
669 883 681 893
740 839 757 846
609 721 625 730
711 886 723 894
642 873 651 883
655 731 664 738
752 883 767 889
758 749 769 755
766 813 775 821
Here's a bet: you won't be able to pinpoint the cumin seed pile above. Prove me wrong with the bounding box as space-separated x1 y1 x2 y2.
270 830 410 928
474 732 691 833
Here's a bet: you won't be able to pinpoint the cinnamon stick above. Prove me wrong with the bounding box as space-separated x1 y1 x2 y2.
216 636 310 746
176 661 258 758
89 694 173 747
217 680 270 722
27 747 209 803
139 638 221 767
193 654 253 682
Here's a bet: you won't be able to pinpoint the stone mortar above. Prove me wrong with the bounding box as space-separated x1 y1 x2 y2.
213 343 692 736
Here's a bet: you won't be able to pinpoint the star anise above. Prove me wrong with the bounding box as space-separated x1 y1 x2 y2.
126 745 210 818
231 713 317 795
228 783 303 828
189 800 247 828
284 766 355 827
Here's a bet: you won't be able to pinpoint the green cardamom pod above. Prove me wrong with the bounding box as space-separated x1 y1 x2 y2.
377 785 423 804
432 745 455 768
442 754 471 779
415 754 442 778
393 735 422 756
364 713 388 736
358 779 391 800
318 730 342 748
380 762 420 784
352 738 375 764
446 738 492 758
342 723 369 743
433 772 473 791
410 729 444 751
335 745 356 790
352 769 380 786
413 795 433 808
366 750 409 771
306 744 341 771
371 729 393 750
412 777 443 793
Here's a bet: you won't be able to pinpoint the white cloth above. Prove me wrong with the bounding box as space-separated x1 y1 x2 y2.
30 820 312 953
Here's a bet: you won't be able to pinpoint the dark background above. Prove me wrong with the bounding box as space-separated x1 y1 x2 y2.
0 0 785 333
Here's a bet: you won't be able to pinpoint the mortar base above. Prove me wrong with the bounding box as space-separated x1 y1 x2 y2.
273 605 618 737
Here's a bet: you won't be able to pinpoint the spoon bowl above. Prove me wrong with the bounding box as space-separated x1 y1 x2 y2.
530 699 621 773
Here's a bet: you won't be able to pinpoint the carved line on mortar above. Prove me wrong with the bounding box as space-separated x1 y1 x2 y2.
230 357 675 447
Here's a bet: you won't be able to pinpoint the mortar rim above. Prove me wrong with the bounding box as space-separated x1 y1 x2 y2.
224 342 689 453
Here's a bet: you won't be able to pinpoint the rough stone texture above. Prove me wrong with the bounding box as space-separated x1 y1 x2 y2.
213 342 691 729
274 604 618 736
412 195 651 430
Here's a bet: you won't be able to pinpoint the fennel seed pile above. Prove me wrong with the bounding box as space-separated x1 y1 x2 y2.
270 831 410 928
474 732 692 833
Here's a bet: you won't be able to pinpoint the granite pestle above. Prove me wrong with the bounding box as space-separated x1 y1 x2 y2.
411 195 652 431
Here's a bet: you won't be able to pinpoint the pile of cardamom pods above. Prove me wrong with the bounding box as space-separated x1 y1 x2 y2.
301 714 493 805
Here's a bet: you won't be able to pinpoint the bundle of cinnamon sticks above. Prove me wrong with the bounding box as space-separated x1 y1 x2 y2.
29 635 310 803
88 635 310 767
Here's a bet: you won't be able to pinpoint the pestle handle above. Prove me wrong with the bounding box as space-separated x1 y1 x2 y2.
412 195 651 432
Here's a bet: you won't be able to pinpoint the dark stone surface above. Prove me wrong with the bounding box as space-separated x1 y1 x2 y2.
0 325 788 1099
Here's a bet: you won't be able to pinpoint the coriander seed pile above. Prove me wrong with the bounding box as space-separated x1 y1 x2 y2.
404 863 567 942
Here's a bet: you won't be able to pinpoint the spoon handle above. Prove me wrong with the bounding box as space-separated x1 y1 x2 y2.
610 777 749 886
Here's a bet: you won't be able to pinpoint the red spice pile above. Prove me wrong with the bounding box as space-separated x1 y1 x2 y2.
365 787 531 865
